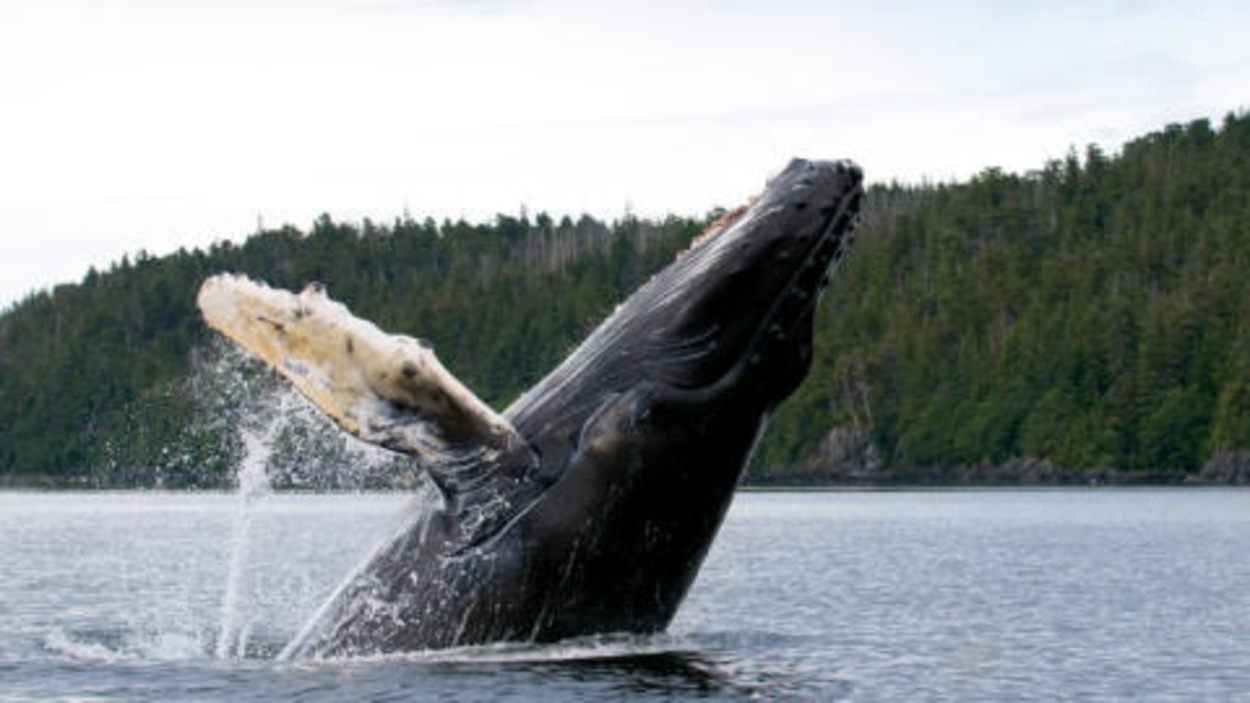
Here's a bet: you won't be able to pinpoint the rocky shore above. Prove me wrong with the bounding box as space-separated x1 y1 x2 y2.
749 426 1250 487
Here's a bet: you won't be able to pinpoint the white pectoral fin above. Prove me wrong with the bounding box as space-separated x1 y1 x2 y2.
196 274 522 459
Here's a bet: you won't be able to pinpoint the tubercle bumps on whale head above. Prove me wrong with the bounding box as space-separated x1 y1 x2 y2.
642 158 864 395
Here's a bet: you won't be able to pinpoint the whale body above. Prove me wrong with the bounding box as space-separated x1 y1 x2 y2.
197 158 864 658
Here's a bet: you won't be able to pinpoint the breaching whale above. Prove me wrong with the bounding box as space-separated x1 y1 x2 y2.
197 158 863 658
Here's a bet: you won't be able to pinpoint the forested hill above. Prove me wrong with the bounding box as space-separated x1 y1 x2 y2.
2 112 1249 487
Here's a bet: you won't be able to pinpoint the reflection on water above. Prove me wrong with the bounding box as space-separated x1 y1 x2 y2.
2 489 1249 701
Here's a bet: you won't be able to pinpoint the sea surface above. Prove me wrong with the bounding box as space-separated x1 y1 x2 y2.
1 489 1248 701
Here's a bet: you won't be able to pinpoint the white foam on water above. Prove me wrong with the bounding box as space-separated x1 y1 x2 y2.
42 628 207 663
42 630 133 663
283 632 688 668
426 633 685 665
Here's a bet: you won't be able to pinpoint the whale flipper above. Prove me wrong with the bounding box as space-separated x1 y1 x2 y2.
196 274 523 461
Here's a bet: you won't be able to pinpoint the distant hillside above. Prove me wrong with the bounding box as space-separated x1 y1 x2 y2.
0 212 704 486
762 111 1250 484
2 112 1248 487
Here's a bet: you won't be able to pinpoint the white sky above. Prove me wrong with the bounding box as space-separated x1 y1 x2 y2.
1 0 1247 309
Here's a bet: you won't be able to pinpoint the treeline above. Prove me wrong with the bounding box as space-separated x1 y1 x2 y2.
762 111 1250 483
0 212 704 486
2 112 1249 486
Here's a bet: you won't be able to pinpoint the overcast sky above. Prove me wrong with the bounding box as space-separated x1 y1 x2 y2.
1 0 1247 309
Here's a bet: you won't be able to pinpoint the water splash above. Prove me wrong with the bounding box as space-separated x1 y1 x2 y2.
215 408 278 660
186 340 418 660
186 338 413 491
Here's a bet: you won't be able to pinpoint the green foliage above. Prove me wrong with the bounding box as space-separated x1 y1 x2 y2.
0 212 701 485
2 112 1249 485
766 111 1250 478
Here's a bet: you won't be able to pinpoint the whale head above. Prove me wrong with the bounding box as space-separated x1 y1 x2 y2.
637 157 863 398
507 158 864 473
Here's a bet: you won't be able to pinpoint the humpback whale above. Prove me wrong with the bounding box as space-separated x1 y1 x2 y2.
197 158 863 658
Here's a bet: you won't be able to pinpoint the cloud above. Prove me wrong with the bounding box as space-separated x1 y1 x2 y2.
2 0 1248 307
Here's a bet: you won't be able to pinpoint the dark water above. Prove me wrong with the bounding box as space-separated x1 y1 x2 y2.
2 490 1248 701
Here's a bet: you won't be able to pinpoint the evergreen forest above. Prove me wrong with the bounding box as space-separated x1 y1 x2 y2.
2 112 1248 487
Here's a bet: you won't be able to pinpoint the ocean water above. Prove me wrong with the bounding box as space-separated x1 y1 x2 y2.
1 489 1248 701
